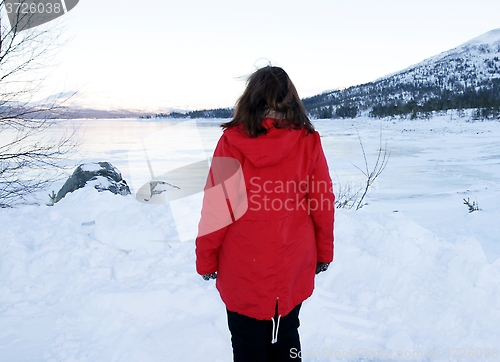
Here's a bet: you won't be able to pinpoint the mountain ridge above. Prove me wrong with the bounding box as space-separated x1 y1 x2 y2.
303 28 500 119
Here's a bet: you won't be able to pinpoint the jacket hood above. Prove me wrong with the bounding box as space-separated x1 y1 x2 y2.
223 118 306 168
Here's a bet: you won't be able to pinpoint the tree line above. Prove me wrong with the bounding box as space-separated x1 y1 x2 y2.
156 107 233 119
370 80 500 118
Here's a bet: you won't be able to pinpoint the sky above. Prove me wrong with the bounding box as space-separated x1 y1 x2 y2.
20 0 500 112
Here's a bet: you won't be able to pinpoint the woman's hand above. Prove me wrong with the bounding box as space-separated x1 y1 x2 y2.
202 272 217 281
315 262 330 274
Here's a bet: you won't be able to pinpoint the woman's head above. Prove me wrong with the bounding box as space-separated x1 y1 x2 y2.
222 66 314 137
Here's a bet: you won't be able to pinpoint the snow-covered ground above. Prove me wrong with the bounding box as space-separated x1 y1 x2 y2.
1 114 499 361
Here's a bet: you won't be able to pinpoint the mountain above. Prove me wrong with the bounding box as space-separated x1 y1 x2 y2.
303 28 500 119
31 91 183 119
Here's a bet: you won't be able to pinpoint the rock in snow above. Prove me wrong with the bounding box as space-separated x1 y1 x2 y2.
55 162 131 202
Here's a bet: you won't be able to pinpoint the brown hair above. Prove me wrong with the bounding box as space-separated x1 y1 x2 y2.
221 66 314 137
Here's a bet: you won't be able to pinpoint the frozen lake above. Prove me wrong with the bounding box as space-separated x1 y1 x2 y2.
67 115 500 259
70 115 500 195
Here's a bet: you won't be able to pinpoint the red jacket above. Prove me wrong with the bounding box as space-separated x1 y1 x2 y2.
195 118 335 320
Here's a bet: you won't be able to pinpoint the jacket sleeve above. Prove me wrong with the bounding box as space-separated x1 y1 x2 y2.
195 133 235 275
308 132 335 263
195 227 227 275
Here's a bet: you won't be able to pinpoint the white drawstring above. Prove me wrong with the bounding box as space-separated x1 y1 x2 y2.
271 314 281 344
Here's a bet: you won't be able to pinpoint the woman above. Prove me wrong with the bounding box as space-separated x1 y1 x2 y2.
196 66 335 362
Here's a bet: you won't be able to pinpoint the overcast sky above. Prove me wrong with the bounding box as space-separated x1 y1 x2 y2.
34 0 500 111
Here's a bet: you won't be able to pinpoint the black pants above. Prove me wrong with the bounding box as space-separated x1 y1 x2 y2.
226 304 302 362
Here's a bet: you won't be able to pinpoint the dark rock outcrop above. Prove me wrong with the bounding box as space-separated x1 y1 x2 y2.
56 162 131 202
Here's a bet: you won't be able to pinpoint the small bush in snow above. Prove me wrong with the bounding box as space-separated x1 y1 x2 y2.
336 130 390 210
463 197 480 213
47 191 57 206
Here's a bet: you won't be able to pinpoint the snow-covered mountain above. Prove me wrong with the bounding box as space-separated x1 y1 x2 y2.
304 28 500 118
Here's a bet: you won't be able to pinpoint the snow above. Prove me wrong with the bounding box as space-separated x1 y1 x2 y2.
80 163 106 173
1 115 500 361
463 28 500 47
